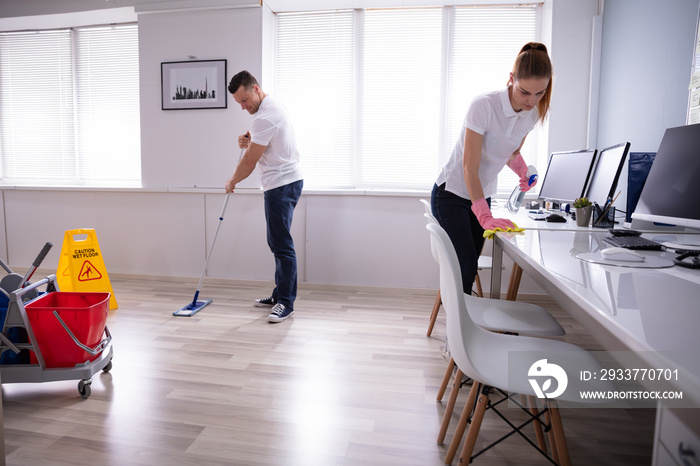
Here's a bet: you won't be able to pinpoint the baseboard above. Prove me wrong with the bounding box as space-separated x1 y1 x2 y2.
21 266 552 300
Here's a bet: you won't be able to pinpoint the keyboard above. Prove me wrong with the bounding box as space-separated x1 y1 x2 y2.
603 235 666 251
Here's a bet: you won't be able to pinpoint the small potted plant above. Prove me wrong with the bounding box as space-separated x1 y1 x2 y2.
573 197 593 227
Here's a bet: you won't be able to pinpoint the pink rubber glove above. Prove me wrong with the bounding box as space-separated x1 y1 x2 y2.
471 198 516 231
507 153 537 192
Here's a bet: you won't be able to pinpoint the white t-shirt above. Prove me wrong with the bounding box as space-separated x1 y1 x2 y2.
436 88 539 200
250 96 303 191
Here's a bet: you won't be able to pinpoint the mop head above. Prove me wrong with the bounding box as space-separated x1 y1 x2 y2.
173 299 212 317
483 223 525 240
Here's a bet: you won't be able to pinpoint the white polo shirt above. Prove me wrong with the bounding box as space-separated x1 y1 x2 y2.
250 96 303 192
436 88 539 200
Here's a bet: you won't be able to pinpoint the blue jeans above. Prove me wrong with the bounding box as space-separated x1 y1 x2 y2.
264 180 303 310
430 183 487 294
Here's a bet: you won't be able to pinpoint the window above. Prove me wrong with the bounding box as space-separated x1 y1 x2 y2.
0 24 141 186
447 6 540 195
275 5 543 193
276 10 356 188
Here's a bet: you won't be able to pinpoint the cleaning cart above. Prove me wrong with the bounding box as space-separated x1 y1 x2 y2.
0 241 54 364
0 274 113 399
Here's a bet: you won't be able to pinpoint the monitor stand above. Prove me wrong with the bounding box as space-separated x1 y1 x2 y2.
627 219 700 250
629 217 696 233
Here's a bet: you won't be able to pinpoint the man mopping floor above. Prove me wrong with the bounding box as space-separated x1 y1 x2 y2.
225 70 303 323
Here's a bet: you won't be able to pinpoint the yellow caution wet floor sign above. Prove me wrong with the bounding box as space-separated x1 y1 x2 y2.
56 228 118 309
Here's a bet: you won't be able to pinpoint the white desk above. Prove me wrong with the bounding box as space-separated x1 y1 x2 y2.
488 228 700 464
492 203 659 232
492 204 584 231
490 204 621 299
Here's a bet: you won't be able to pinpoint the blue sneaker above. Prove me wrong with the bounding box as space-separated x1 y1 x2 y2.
268 303 294 323
254 296 276 307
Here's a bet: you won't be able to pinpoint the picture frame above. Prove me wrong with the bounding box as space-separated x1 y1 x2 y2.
161 59 227 110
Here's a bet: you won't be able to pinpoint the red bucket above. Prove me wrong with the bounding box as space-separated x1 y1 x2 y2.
24 292 110 368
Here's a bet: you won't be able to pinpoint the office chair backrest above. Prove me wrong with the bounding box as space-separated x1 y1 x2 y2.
426 222 496 383
419 198 432 215
423 213 439 264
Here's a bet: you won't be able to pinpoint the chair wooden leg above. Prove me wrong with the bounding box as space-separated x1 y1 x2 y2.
547 400 571 466
474 273 484 297
459 385 489 464
544 407 559 464
437 357 455 402
505 263 517 300
438 368 463 444
427 290 442 336
528 396 547 454
445 382 480 465
505 263 523 301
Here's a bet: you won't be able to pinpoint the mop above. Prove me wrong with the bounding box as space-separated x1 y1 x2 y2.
174 147 245 316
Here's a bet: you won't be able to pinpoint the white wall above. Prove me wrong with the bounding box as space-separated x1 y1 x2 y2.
547 0 600 152
2 189 206 277
138 6 264 189
0 188 283 279
305 194 436 288
2 0 666 295
597 0 699 152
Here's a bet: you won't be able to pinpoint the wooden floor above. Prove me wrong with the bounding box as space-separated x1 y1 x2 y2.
1 277 655 465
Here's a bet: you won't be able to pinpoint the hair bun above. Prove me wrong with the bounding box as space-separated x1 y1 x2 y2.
521 42 548 54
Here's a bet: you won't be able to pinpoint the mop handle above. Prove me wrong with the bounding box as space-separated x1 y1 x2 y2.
21 241 53 287
0 259 12 275
194 193 230 294
193 145 245 295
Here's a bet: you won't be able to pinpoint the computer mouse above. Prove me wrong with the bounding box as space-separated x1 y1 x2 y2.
600 247 646 262
545 213 566 223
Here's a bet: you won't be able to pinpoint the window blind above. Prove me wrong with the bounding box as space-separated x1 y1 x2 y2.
448 6 539 195
274 5 541 193
0 30 76 182
361 8 443 189
0 24 140 186
75 24 141 184
275 10 356 189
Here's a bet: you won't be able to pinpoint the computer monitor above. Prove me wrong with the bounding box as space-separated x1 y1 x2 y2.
631 124 700 231
584 142 631 207
537 149 597 203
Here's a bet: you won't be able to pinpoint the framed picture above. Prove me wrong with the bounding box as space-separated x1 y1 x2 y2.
161 59 227 110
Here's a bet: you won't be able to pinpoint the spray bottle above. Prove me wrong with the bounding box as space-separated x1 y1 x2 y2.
506 165 538 213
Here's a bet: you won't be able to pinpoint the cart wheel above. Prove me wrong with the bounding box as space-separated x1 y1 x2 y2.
103 360 113 373
78 380 92 399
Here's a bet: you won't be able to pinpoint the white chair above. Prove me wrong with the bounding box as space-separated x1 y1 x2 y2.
423 212 566 452
420 199 493 336
427 221 613 465
424 211 564 337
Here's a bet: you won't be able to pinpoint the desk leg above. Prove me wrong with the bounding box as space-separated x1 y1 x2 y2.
489 239 503 300
489 237 522 301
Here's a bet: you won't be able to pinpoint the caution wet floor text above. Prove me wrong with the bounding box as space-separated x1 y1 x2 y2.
56 228 117 309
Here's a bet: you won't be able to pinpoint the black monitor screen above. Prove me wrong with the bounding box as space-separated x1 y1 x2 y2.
585 142 630 206
538 150 597 203
632 124 700 230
